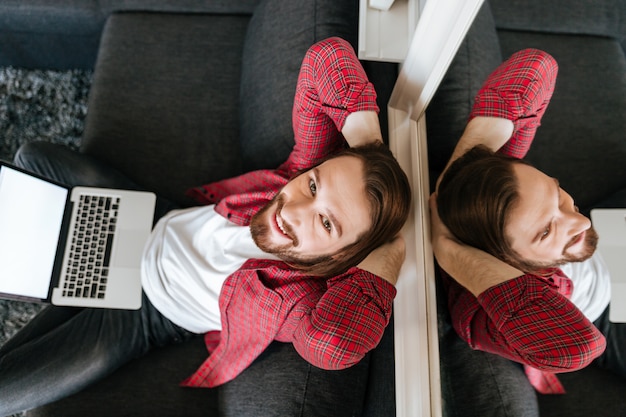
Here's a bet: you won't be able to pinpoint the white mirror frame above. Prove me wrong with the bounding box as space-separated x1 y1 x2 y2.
364 0 486 415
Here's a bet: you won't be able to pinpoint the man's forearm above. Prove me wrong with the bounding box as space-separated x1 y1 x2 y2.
434 236 523 296
445 274 606 372
342 110 383 147
293 267 395 370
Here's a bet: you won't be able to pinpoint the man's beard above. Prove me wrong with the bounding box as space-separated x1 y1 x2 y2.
514 226 599 272
249 193 332 267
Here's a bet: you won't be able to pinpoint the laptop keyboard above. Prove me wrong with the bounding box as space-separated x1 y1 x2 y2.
62 194 120 299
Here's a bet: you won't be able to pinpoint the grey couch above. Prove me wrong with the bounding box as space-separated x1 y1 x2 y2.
1 0 625 416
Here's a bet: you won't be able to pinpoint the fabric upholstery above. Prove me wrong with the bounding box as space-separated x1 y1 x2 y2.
80 13 249 206
239 0 360 171
218 341 373 417
0 0 261 69
490 0 626 44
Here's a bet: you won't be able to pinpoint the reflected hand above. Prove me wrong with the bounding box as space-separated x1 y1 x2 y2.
429 192 458 250
428 193 523 296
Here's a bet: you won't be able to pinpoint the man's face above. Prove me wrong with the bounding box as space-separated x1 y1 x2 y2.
250 155 371 262
506 163 598 269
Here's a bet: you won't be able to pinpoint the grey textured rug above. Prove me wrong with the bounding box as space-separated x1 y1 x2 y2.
0 67 92 347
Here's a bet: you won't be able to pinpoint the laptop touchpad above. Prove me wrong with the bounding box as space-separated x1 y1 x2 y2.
111 230 151 268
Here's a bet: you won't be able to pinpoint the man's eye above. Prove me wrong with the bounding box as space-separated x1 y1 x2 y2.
321 216 332 232
309 179 317 195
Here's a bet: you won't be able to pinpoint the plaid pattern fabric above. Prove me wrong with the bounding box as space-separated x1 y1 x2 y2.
443 268 605 394
524 364 566 394
181 38 394 388
443 49 606 395
469 48 558 159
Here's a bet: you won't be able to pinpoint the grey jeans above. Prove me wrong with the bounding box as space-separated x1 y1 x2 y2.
0 142 195 416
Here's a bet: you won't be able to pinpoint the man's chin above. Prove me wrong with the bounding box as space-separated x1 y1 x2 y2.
251 230 335 269
559 250 595 265
250 222 294 258
514 250 595 275
564 227 599 263
535 229 598 269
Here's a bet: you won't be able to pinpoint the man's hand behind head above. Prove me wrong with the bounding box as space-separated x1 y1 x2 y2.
429 193 523 296
357 234 406 286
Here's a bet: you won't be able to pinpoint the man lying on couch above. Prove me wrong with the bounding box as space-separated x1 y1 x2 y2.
0 37 410 416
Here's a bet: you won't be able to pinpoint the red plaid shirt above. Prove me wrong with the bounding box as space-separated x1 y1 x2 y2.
180 38 395 388
443 269 604 371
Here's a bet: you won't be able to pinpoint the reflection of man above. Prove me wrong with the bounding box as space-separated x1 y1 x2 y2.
431 48 624 395
0 37 411 415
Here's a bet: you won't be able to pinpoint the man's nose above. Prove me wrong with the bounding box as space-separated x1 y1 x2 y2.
281 198 312 227
565 211 591 237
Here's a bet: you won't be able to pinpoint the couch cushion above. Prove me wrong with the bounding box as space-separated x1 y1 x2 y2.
219 341 373 417
239 0 360 171
0 0 261 69
80 12 249 206
490 0 626 44
498 31 626 211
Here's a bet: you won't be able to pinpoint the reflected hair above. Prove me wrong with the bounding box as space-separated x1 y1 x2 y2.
436 145 532 269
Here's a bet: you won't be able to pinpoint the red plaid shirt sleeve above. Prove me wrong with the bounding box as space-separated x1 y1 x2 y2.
288 268 396 370
445 272 605 371
278 37 379 175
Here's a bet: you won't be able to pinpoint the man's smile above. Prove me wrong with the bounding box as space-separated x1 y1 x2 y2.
274 211 292 240
564 229 589 254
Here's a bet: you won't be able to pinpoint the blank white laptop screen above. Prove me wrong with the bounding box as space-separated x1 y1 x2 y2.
0 166 67 299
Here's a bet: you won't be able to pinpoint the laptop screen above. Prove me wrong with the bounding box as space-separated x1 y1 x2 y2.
0 165 68 299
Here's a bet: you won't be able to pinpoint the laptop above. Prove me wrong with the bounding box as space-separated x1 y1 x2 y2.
0 161 156 310
590 208 626 322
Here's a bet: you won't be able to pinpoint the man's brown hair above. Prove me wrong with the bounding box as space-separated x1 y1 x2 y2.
436 145 535 271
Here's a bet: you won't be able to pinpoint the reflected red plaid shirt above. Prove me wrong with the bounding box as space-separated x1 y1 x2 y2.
443 269 604 387
179 38 395 388
442 50 606 392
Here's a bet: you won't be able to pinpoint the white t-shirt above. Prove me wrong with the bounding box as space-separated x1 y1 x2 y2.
560 250 611 323
141 205 278 334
